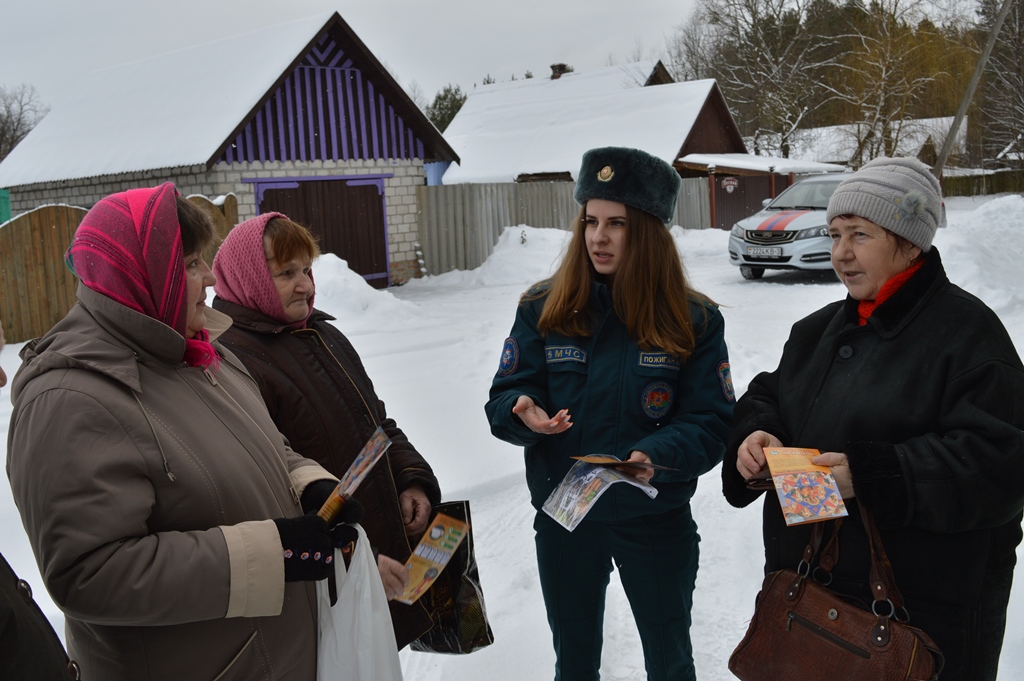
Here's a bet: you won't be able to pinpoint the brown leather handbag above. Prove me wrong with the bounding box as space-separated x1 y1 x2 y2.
728 509 943 681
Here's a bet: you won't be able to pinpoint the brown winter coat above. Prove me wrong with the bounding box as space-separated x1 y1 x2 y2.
212 298 441 648
7 284 336 681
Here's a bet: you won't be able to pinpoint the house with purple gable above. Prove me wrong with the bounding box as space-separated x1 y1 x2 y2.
0 12 457 286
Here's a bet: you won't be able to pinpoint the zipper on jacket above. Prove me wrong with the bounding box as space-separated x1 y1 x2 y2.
786 610 870 659
195 364 301 512
294 327 380 429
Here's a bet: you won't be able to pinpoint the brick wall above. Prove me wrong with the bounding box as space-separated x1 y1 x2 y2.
5 158 427 285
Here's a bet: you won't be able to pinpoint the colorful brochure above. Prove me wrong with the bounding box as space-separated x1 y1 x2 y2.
764 447 848 526
395 512 468 605
543 456 658 532
317 426 392 523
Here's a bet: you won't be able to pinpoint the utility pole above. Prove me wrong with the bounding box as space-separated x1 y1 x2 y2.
933 0 1015 177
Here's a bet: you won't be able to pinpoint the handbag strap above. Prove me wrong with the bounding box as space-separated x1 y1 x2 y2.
859 506 907 617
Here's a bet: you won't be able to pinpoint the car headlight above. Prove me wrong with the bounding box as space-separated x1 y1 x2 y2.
730 224 744 238
795 226 828 240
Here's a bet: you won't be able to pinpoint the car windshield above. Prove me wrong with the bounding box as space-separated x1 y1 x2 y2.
768 178 843 210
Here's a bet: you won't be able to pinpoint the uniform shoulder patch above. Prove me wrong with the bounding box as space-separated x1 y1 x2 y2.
498 336 519 376
520 279 552 302
718 361 735 403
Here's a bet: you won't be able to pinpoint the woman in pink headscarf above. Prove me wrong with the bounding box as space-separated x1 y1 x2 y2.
211 214 442 648
7 184 359 681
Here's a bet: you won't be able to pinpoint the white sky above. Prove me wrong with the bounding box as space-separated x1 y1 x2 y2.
0 0 697 111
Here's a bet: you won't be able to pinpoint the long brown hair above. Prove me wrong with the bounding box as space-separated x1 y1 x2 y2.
533 203 712 359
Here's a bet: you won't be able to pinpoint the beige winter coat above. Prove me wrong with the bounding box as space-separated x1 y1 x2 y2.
7 284 336 680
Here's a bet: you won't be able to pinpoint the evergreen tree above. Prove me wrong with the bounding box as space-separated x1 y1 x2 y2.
426 84 467 133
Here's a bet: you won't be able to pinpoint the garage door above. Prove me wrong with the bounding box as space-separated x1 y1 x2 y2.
259 179 389 288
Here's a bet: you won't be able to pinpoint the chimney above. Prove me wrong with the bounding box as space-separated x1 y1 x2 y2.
550 63 569 80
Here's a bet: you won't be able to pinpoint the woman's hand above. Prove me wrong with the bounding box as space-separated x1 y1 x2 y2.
617 450 655 484
377 554 410 601
512 395 572 435
399 485 432 538
737 430 783 480
812 451 855 499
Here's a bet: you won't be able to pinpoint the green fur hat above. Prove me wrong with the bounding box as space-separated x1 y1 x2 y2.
573 146 682 225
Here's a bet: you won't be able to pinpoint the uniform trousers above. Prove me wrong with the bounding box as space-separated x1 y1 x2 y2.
533 503 700 681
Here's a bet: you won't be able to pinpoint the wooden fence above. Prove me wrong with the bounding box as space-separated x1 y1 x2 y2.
1 195 239 344
942 169 1024 197
416 179 710 275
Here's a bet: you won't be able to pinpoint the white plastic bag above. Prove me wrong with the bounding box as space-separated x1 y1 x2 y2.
316 525 403 681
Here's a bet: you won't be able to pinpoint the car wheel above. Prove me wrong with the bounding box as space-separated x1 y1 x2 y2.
740 265 764 280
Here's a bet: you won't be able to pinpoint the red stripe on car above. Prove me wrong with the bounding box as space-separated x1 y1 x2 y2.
756 210 812 231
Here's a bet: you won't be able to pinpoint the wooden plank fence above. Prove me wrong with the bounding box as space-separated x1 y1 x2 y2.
1 195 239 344
942 169 1024 197
416 179 710 275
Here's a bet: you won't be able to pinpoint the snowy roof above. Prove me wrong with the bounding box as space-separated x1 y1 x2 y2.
0 14 329 188
679 153 846 175
464 61 664 102
753 117 967 166
443 77 719 184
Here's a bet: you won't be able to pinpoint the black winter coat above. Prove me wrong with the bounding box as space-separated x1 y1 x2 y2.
212 298 441 650
1 552 75 680
722 249 1024 680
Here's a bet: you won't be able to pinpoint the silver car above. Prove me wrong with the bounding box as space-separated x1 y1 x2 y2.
727 174 844 280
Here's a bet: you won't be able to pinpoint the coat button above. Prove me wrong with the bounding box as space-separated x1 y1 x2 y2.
838 345 854 359
16 579 32 601
68 660 82 679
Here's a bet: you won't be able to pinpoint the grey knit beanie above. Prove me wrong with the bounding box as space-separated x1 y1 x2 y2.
825 156 942 251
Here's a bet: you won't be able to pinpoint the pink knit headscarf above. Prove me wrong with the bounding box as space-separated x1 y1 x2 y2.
65 183 219 370
213 212 315 327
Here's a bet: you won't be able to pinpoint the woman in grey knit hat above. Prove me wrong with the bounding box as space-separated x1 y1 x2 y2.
723 156 1024 680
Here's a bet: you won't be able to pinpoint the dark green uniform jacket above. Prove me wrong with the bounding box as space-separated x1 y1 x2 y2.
487 281 734 521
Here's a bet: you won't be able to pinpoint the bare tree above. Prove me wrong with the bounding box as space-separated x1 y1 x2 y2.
978 0 1024 166
825 0 939 165
0 84 48 162
664 7 724 81
688 0 842 156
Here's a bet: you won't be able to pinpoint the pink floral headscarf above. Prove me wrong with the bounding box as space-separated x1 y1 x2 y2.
212 212 315 328
65 183 219 370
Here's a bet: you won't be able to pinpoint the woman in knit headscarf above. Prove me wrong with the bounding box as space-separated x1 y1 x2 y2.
723 157 1024 680
211 214 442 649
7 184 360 681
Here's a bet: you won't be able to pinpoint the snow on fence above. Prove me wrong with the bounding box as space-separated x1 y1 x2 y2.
0 196 238 343
416 179 710 275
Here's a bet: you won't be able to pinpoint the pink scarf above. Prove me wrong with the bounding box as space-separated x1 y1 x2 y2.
212 212 314 327
65 183 219 370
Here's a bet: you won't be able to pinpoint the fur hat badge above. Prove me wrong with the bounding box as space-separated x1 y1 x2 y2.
573 147 682 225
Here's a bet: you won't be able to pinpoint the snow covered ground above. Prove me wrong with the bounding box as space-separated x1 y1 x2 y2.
2 193 1023 679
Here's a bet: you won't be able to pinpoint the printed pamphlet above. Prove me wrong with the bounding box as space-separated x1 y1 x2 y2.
542 456 658 532
571 454 678 471
316 426 392 523
395 512 468 605
764 447 848 526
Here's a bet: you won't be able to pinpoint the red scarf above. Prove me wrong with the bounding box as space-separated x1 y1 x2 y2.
856 260 923 325
66 183 219 370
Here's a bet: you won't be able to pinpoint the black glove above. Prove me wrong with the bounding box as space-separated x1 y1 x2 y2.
273 515 337 582
299 479 365 525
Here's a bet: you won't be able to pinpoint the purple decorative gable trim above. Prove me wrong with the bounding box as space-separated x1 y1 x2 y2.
220 34 428 165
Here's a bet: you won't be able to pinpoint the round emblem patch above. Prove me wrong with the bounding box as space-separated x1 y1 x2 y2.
597 165 615 182
641 380 673 419
498 336 519 376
